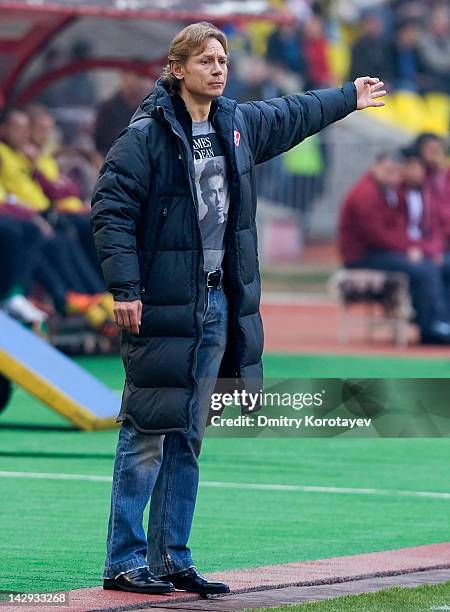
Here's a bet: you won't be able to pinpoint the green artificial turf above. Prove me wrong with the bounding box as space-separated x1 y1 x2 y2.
263 353 450 378
245 581 450 611
0 353 449 592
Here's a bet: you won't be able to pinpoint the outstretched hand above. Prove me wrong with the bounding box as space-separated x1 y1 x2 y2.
354 77 387 110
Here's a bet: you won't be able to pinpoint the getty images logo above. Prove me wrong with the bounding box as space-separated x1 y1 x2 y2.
210 389 326 412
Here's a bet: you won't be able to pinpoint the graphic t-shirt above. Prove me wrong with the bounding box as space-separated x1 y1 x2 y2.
192 120 230 272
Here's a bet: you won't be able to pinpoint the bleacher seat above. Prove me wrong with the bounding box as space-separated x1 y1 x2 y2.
365 90 449 136
392 91 428 132
423 93 450 136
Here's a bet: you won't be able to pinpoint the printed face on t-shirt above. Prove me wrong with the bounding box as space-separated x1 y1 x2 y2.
192 119 230 271
200 174 225 223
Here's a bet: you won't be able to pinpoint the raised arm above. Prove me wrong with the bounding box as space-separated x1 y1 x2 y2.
240 77 386 165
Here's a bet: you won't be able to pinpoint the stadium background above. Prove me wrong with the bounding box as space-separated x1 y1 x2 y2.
0 0 449 601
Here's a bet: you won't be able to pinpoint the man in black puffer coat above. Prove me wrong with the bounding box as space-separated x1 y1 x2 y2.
91 22 387 596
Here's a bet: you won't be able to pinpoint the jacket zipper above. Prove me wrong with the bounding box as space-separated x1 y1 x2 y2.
157 106 206 433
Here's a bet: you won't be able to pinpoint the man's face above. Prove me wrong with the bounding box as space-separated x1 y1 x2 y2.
201 174 225 221
402 158 425 186
373 158 402 188
1 112 30 150
30 114 54 148
397 24 419 47
431 7 449 37
364 15 383 38
175 38 228 101
421 138 446 168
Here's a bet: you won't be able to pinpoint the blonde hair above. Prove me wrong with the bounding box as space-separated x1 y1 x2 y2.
161 22 228 94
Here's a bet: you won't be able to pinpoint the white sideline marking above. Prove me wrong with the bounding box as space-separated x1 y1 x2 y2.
0 470 111 482
0 471 450 500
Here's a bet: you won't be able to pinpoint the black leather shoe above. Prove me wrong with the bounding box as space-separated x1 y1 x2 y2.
159 566 230 595
103 567 174 594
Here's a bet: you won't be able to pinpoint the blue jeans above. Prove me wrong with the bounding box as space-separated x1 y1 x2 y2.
347 252 449 336
103 286 228 579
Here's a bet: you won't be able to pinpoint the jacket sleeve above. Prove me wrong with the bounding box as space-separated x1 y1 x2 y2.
91 126 150 301
239 82 357 165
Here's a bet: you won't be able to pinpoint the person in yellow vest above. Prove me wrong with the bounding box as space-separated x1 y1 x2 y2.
0 110 49 212
26 105 86 213
25 106 117 326
0 109 115 333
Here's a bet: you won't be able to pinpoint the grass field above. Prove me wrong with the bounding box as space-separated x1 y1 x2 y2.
1 353 449 593
246 581 450 611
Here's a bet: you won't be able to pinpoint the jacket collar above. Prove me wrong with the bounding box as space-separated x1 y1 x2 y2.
131 79 237 132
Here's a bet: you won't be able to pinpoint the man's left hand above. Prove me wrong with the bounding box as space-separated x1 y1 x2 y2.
354 77 387 110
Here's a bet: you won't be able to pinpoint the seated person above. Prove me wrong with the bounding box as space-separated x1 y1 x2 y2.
398 146 444 264
0 107 114 329
0 109 49 213
0 180 47 324
25 105 105 287
414 133 450 230
413 134 450 305
338 153 450 344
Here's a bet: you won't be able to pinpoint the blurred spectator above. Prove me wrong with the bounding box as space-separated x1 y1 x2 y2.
418 5 450 94
338 154 406 264
414 132 450 295
63 40 97 107
338 153 450 344
302 14 333 88
26 106 84 212
399 143 450 318
415 133 450 210
398 145 443 262
389 19 425 92
37 48 67 109
93 67 154 157
0 109 115 331
37 41 97 109
350 10 393 85
266 24 306 80
0 109 49 212
0 181 48 324
26 105 105 286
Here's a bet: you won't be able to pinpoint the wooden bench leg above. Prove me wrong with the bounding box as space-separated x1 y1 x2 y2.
394 319 408 346
339 304 350 344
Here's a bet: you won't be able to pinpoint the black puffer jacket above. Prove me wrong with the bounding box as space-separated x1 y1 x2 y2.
91 81 357 433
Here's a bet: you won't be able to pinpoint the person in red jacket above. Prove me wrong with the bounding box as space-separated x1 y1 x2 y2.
414 133 450 247
414 133 450 312
398 146 445 263
338 152 450 344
